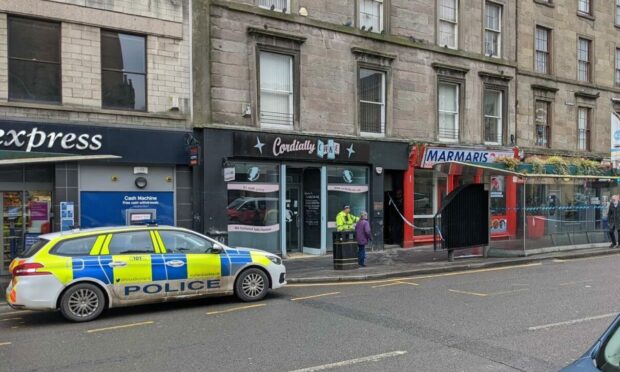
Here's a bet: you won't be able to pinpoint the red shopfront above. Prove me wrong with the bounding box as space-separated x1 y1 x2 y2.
402 145 520 247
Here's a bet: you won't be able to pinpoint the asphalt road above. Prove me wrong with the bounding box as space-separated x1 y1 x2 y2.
1 255 619 372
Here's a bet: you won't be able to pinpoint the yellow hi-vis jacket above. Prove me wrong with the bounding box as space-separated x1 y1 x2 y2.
336 211 359 231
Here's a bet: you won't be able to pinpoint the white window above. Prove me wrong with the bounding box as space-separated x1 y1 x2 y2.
577 38 591 82
438 83 459 141
535 26 550 74
359 0 384 33
577 107 590 151
484 90 502 144
535 100 550 147
259 51 293 128
578 0 591 15
484 2 501 57
359 68 386 135
438 0 458 49
616 0 620 25
259 0 289 12
616 48 620 86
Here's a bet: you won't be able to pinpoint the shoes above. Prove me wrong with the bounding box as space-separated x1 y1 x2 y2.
359 264 366 267
611 243 616 248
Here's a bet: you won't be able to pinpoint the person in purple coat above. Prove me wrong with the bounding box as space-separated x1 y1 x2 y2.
354 211 372 267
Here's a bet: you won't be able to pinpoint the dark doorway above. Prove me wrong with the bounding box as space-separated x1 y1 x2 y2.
384 170 404 246
286 168 302 252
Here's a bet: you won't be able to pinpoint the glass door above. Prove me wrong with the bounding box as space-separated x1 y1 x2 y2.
1 192 24 271
285 183 301 252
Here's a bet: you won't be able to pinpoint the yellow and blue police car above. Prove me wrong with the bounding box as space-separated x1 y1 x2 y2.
6 225 286 322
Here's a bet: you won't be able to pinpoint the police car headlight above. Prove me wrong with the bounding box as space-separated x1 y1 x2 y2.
267 255 282 265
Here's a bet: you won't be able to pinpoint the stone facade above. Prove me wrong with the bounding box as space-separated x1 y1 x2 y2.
207 0 518 148
0 0 191 130
516 0 620 156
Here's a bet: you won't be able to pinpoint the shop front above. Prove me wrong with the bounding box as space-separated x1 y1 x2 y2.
402 144 518 247
200 129 408 257
0 120 193 274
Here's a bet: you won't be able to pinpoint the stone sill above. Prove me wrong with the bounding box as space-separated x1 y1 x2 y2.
518 70 620 95
533 0 555 8
0 101 188 121
577 12 595 21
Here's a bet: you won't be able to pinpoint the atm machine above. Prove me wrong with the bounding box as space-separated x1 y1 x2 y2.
125 209 157 225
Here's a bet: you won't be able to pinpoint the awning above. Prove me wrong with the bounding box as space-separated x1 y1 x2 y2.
433 161 619 180
0 150 121 166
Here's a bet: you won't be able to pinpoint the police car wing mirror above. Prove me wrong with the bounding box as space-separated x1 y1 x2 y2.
212 244 224 254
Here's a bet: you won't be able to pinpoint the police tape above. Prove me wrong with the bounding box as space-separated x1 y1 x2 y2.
386 193 444 240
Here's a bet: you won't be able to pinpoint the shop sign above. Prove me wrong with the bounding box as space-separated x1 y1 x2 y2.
80 192 174 228
223 167 236 182
60 201 75 231
421 147 514 168
490 176 504 198
189 145 200 166
233 132 370 163
0 126 102 152
611 113 620 168
327 185 369 193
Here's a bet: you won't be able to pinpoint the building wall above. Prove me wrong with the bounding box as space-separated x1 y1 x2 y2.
209 1 518 147
0 0 191 130
516 0 620 154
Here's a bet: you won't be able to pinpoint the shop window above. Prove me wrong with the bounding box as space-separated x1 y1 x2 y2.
227 163 280 253
259 0 289 12
259 51 294 128
108 231 155 254
101 31 147 111
490 175 507 234
8 16 61 103
412 169 446 236
438 82 459 142
577 107 591 151
535 100 550 147
359 0 384 33
535 26 551 74
484 2 502 57
577 38 591 82
52 236 98 256
327 166 369 249
359 68 386 135
483 89 502 144
438 0 458 49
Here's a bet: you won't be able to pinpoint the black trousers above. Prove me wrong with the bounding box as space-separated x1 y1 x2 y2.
609 229 620 245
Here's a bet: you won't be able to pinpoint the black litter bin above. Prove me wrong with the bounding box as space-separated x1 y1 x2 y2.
333 231 358 270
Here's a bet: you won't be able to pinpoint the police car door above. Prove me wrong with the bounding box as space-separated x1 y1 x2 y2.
104 230 163 304
156 230 223 297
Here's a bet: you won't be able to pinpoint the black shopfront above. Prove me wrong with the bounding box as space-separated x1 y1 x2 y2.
198 128 408 257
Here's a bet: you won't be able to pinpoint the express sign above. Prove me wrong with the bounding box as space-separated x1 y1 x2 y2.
421 147 514 168
0 127 102 152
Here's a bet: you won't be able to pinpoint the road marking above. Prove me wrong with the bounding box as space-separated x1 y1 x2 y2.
288 262 543 288
0 342 11 347
487 288 529 296
206 304 266 315
289 350 408 372
553 259 566 263
0 317 22 322
86 321 154 333
291 292 340 301
559 279 593 286
528 313 617 331
372 281 419 288
448 289 488 297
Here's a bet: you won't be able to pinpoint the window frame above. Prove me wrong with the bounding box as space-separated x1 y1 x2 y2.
100 29 148 112
158 230 219 255
616 0 620 26
358 66 387 137
484 1 502 58
107 230 156 255
483 88 504 145
437 0 459 49
534 99 552 148
578 0 592 16
534 25 551 75
615 47 620 87
357 0 385 33
256 45 300 130
577 37 592 82
577 106 591 152
258 0 291 13
7 16 62 104
437 81 461 143
50 236 100 257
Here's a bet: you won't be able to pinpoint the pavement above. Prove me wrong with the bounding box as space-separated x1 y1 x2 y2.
283 243 620 283
2 251 619 371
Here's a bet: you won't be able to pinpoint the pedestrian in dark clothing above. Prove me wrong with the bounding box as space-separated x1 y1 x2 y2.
354 211 372 267
608 195 620 247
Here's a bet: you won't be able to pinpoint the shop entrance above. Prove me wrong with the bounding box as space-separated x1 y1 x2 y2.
285 169 302 252
285 167 323 253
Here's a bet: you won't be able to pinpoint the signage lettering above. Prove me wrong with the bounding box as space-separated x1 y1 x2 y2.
422 147 514 168
273 137 316 157
0 127 103 152
124 280 221 296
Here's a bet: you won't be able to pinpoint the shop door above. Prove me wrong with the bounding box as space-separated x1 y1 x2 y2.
285 183 301 252
1 192 23 271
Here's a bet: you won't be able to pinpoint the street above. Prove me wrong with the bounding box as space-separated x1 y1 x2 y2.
1 254 619 372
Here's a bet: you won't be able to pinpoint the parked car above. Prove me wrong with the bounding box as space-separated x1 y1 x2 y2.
562 314 620 371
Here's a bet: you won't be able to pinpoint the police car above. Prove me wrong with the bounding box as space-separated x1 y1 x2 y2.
6 226 286 322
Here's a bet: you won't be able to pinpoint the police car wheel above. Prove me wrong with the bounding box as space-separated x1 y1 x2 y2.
235 268 268 302
60 283 105 322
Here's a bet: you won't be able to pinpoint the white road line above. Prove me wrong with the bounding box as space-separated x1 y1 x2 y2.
371 281 419 288
448 289 488 297
0 342 11 347
206 304 266 315
290 292 340 301
87 321 154 333
289 350 408 372
0 317 22 322
529 313 617 331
